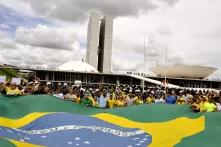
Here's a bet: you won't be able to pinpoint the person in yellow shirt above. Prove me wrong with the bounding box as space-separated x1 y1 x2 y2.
204 97 217 112
191 98 201 112
134 95 143 104
5 82 22 96
107 94 115 108
88 95 96 107
176 96 185 105
199 96 209 112
75 92 81 104
114 95 125 107
146 94 155 104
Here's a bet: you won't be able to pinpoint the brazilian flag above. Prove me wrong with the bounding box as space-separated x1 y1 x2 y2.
0 94 220 147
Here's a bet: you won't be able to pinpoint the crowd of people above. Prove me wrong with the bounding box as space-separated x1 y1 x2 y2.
0 80 221 112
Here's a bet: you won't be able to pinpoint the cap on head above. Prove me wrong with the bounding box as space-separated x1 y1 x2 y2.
135 89 141 93
84 90 91 97
80 88 85 91
180 90 184 93
11 82 17 86
46 82 52 85
29 81 34 85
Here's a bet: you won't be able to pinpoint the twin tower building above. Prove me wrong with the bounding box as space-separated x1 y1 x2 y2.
86 13 113 73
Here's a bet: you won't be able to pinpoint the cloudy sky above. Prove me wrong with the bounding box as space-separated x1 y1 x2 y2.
0 0 221 78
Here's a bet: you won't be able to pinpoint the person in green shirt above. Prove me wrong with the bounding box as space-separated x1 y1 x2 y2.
81 90 93 106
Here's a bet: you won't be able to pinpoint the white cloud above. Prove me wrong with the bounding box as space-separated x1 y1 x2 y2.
111 0 221 75
0 0 180 23
0 26 83 69
112 56 141 72
0 39 16 49
0 0 36 17
15 25 78 50
0 30 9 38
17 0 158 22
0 43 82 69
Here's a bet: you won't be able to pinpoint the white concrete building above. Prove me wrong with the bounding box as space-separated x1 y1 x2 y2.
86 12 113 73
86 13 101 70
56 61 98 73
150 65 217 79
100 16 113 73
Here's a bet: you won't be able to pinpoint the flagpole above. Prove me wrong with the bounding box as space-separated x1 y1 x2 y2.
143 38 146 93
164 42 168 98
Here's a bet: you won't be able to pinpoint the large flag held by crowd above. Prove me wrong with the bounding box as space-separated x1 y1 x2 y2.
0 94 220 147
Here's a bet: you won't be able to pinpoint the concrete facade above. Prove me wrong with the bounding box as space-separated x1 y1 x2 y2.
99 16 113 73
31 69 221 89
86 13 113 73
86 13 101 69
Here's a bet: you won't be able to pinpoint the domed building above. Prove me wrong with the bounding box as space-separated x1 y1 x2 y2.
150 65 217 79
56 61 98 73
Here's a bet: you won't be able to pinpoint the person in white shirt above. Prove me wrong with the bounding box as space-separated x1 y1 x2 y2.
53 87 64 100
155 97 165 103
125 95 134 106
